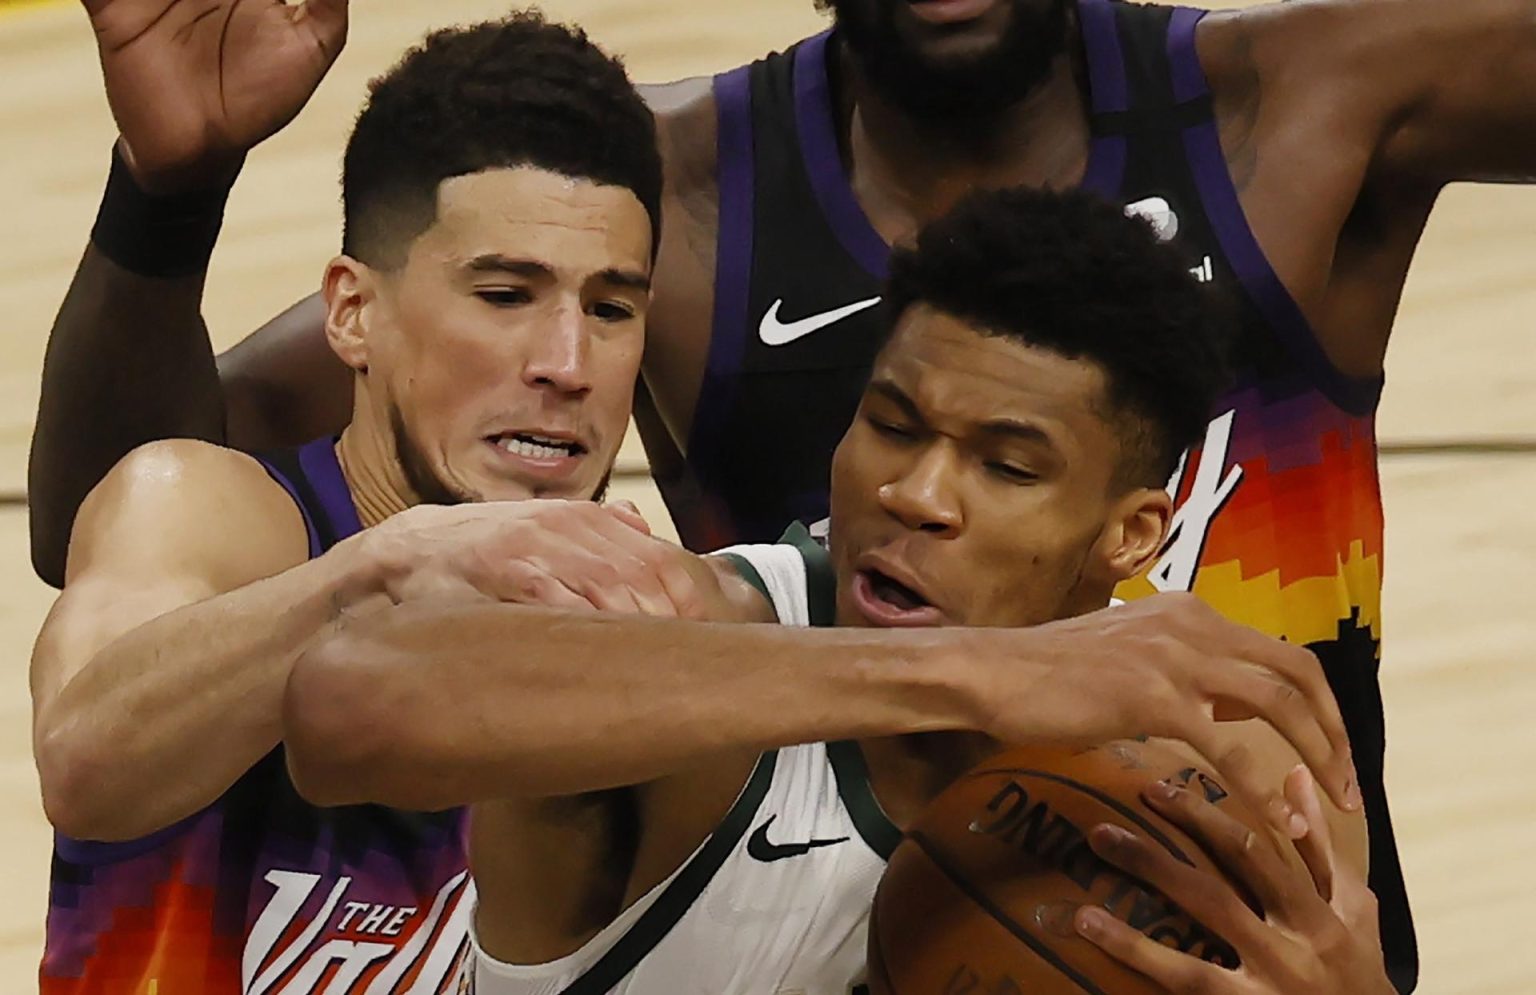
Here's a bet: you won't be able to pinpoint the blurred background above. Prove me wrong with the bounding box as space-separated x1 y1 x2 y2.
1 0 1533 989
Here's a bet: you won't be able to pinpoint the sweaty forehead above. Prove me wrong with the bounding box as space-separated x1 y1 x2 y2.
874 307 1111 434
419 166 652 272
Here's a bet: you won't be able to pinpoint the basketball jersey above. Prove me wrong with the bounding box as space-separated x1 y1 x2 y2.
460 529 895 995
41 438 474 994
680 6 1414 989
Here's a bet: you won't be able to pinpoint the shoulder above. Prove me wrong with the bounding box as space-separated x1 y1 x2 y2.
644 75 720 201
66 439 309 588
712 523 835 628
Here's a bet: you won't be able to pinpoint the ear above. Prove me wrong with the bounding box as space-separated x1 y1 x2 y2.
323 255 380 373
1086 487 1172 585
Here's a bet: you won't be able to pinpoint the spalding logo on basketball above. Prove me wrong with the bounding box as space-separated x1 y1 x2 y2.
868 740 1265 995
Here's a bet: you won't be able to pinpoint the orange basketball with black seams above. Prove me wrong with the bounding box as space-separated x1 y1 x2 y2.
868 740 1266 995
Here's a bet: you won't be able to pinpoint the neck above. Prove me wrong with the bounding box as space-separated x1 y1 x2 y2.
336 390 422 528
832 22 1091 241
858 731 1003 829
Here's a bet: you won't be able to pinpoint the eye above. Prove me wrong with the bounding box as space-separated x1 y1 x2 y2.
592 300 637 322
868 415 915 440
476 287 531 307
986 461 1038 484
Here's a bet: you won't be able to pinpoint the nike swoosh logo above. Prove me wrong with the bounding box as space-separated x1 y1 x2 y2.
758 297 882 347
746 816 850 863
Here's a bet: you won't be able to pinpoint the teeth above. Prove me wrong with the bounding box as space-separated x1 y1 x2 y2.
498 436 576 460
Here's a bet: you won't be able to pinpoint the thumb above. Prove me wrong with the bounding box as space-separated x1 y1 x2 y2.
605 499 653 536
295 0 349 58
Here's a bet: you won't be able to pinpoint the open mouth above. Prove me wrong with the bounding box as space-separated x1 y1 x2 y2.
852 566 945 628
487 431 587 460
867 569 932 612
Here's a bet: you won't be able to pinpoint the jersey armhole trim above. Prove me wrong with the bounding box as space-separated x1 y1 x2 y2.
1165 5 1384 414
716 552 770 604
252 449 324 557
687 63 757 486
561 750 780 995
777 522 837 627
825 742 902 860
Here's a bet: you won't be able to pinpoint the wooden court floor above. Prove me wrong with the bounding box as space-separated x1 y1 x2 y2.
2 0 1535 990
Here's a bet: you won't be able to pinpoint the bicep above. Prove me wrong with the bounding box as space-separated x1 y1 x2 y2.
1278 0 1536 186
33 441 303 714
1373 0 1536 184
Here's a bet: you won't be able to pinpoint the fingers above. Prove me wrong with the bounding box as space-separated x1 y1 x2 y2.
603 500 653 536
1196 659 1358 823
1284 765 1336 904
1224 629 1357 814
1167 712 1305 841
1142 782 1320 931
483 560 605 613
1084 819 1270 959
568 509 682 616
1074 904 1240 994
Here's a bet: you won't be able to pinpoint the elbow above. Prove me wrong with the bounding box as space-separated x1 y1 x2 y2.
284 629 404 808
36 722 136 842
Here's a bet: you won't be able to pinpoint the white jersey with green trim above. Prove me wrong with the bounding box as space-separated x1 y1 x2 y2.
457 531 897 995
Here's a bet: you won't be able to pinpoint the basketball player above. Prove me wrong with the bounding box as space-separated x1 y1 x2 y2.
34 0 1523 986
31 14 1358 992
29 16 680 991
282 187 1393 995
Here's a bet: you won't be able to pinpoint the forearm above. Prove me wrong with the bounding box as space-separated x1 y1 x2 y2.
37 544 376 840
29 153 231 588
285 602 990 809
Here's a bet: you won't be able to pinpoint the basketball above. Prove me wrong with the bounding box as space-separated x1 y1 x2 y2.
868 740 1267 994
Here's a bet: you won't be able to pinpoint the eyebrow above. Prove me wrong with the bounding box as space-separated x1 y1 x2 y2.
465 254 651 291
867 378 1058 448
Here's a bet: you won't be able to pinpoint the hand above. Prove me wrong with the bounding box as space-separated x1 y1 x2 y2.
346 500 759 621
1073 766 1393 994
973 593 1360 836
84 0 349 191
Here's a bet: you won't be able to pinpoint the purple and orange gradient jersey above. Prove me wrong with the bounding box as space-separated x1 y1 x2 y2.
41 441 474 995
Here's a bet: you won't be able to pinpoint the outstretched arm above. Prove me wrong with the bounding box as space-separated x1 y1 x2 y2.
28 0 348 587
284 592 1362 834
30 223 226 587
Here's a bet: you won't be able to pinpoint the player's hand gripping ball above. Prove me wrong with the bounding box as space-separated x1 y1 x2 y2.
869 740 1276 994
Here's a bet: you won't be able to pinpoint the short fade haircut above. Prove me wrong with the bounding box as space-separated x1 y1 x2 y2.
883 187 1231 489
341 11 662 269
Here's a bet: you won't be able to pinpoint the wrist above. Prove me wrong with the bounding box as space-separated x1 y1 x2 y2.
859 628 1002 736
930 626 1053 737
90 142 242 278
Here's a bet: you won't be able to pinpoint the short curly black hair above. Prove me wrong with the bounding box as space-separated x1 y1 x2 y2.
341 11 661 268
884 187 1231 489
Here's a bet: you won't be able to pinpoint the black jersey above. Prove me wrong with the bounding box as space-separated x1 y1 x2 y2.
680 3 1416 990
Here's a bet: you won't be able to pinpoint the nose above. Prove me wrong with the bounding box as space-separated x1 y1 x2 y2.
523 301 591 396
878 443 963 537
